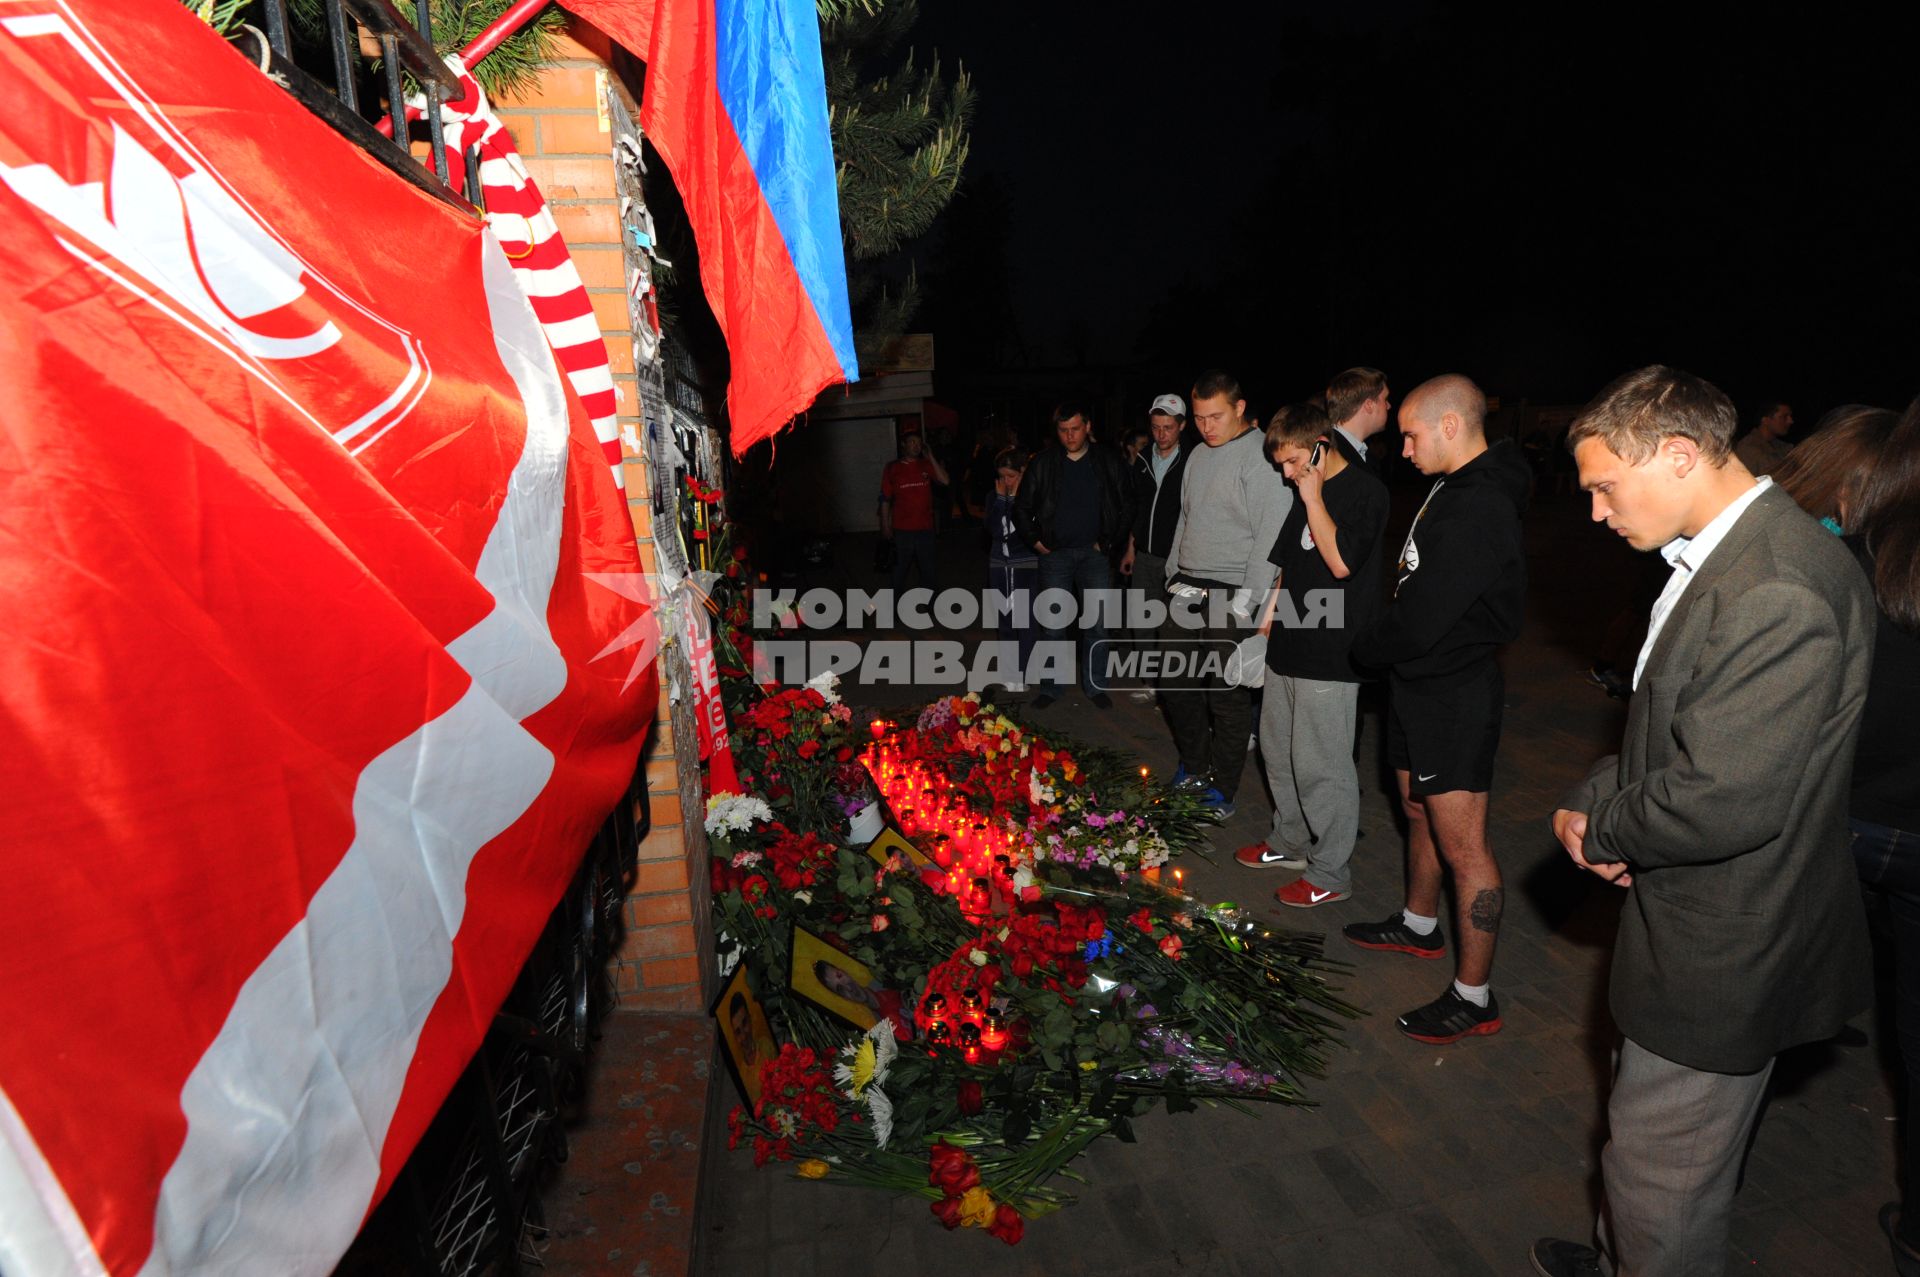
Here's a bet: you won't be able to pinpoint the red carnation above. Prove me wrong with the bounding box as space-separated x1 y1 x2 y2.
1127 907 1154 932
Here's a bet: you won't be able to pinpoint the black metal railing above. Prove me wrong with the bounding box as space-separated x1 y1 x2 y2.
235 0 484 211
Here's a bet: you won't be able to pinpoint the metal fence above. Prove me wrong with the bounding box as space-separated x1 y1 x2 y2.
233 0 483 209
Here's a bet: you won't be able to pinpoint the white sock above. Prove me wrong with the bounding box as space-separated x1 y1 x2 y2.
1401 909 1438 936
1452 979 1490 1007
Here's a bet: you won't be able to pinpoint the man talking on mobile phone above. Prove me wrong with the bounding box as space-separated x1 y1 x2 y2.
1237 401 1389 910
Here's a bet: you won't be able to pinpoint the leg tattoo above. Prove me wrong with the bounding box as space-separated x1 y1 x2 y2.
1469 888 1504 935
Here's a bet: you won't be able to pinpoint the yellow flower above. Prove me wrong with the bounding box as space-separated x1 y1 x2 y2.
846 1039 876 1095
1079 1060 1098 1071
796 1159 831 1180
958 1185 998 1229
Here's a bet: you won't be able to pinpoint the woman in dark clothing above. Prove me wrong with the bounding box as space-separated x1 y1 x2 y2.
1773 403 1897 534
985 449 1038 693
1847 398 1920 1276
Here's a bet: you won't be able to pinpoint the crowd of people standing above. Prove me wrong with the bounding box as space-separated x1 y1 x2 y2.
873 363 1919 1277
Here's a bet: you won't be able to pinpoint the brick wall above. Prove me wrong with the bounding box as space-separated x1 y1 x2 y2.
492 17 710 1015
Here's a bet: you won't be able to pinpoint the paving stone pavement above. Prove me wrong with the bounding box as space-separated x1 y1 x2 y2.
695 500 1903 1276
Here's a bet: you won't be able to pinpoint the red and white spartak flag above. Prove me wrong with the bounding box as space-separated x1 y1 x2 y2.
0 4 658 1275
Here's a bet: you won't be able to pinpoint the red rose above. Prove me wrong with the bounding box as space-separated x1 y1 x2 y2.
871 914 891 933
989 1203 1025 1245
928 1141 981 1195
930 1195 964 1230
956 1081 983 1115
1158 934 1184 961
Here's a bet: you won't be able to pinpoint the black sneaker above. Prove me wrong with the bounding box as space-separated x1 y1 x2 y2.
1584 665 1630 700
1090 691 1114 709
1529 1238 1601 1277
1881 1204 1920 1277
1341 913 1445 959
1398 988 1502 1044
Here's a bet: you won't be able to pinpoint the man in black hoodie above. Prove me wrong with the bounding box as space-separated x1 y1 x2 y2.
1342 374 1531 1045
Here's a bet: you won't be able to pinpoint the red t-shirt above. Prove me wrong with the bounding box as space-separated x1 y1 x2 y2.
882 457 936 531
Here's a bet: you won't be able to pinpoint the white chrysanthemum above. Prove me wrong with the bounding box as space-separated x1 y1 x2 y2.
805 669 843 704
865 1086 894 1148
704 792 773 836
834 1022 899 1147
1028 769 1056 806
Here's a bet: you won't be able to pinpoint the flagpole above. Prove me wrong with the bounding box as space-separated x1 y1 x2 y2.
461 0 552 64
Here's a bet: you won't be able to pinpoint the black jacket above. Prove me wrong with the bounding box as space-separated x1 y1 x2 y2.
1351 440 1532 682
1128 438 1195 558
1012 442 1134 551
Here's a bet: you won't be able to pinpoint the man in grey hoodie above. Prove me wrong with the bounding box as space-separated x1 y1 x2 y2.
1159 370 1295 816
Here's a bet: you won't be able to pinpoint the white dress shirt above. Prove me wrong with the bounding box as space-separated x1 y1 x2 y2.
1336 425 1368 460
1632 478 1772 690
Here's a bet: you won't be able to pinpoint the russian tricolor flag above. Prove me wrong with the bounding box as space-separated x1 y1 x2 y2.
571 0 859 454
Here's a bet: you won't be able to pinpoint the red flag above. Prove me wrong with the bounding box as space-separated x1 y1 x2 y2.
0 3 656 1274
566 0 860 454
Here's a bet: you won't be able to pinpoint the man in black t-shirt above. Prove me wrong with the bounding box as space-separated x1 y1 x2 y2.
1236 401 1389 910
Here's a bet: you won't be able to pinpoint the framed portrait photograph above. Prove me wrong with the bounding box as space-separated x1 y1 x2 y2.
788 923 910 1038
860 824 931 869
709 964 779 1107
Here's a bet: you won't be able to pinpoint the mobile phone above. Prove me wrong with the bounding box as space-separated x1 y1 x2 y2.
1308 439 1327 467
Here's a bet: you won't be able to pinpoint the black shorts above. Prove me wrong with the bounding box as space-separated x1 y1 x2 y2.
1387 665 1504 797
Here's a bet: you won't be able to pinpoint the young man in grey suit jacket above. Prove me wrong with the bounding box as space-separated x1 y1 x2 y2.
1530 366 1875 1277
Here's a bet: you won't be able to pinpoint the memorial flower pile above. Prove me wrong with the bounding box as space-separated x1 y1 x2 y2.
696 560 1359 1242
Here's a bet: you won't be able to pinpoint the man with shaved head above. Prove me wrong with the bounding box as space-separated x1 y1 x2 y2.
1343 374 1531 1044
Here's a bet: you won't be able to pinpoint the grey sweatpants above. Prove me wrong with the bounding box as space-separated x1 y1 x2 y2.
1257 674 1361 893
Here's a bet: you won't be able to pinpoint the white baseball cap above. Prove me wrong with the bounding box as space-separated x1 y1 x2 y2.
1150 393 1186 419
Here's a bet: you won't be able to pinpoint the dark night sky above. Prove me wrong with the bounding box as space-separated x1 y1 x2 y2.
909 2 1920 420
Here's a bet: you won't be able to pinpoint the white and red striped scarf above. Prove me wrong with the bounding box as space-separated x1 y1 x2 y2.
418 59 625 488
